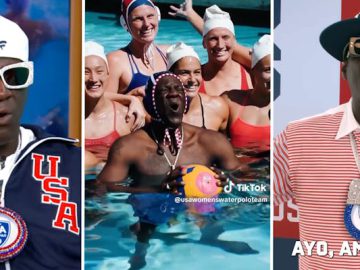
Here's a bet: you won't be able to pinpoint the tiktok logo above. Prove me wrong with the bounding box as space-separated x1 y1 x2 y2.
31 153 80 235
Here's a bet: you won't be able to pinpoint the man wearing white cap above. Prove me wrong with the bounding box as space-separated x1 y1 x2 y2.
170 3 253 96
0 16 80 269
222 35 271 150
167 42 229 131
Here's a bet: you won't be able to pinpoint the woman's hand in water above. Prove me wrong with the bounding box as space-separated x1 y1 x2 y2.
169 0 193 19
160 167 185 195
127 95 146 132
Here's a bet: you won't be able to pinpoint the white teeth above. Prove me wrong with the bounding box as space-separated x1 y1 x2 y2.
185 86 198 92
142 29 153 35
88 85 101 90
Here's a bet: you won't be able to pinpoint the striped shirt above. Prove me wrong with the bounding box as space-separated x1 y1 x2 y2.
274 100 360 270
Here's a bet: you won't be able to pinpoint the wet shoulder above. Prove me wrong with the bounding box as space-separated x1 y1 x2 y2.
111 129 148 150
193 125 227 144
156 44 169 54
107 49 128 63
113 101 128 114
202 93 227 109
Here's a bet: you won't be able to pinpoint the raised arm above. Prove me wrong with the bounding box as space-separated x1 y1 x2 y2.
169 0 251 68
169 0 203 35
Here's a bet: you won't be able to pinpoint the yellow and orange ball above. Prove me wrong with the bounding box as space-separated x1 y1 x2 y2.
178 164 222 198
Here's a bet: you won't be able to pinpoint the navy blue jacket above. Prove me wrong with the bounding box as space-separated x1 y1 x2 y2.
2 125 81 270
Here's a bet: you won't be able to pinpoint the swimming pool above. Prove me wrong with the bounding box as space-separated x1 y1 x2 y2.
85 151 270 270
85 11 270 270
85 11 269 63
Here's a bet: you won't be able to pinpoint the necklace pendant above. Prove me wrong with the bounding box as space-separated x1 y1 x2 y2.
344 179 360 240
0 207 28 261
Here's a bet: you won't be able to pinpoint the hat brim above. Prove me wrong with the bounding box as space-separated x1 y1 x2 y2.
320 18 360 61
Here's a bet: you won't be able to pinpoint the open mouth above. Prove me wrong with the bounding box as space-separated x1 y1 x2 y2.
169 103 179 111
0 111 9 117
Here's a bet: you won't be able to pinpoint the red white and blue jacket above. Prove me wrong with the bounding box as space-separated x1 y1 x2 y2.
2 125 81 270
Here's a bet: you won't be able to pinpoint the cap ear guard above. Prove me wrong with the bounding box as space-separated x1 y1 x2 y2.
155 6 161 22
120 15 128 31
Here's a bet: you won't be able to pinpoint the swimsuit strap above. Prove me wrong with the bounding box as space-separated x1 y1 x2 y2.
240 65 249 90
198 80 206 94
155 46 168 66
123 46 140 74
112 101 117 130
198 94 206 129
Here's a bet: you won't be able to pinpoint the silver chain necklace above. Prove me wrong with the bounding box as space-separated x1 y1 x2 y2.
151 125 184 170
349 132 360 217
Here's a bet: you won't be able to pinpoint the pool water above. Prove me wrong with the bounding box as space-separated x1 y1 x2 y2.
85 11 270 270
85 11 270 63
85 150 270 270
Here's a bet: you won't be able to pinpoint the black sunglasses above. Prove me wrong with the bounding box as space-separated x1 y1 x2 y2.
343 37 360 61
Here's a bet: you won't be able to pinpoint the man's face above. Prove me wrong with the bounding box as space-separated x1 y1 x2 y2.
85 55 108 99
128 5 159 44
252 55 271 93
346 56 360 102
155 76 185 127
0 57 27 143
172 56 202 98
203 28 235 63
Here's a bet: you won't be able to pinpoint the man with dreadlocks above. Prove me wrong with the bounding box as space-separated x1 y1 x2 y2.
98 71 240 192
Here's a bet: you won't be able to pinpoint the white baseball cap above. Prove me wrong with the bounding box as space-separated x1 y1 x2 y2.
251 34 271 68
0 16 29 62
166 42 200 70
203 5 235 37
84 40 109 70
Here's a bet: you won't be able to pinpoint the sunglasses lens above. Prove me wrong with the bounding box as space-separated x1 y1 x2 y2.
3 67 29 87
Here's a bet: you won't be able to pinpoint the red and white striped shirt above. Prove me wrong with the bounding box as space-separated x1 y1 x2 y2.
274 100 360 270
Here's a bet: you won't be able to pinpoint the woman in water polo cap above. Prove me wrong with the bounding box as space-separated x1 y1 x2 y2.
169 3 253 96
106 0 169 96
167 42 229 132
222 35 271 150
84 41 145 171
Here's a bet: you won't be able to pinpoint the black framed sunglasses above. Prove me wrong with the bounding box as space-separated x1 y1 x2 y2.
343 37 360 61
